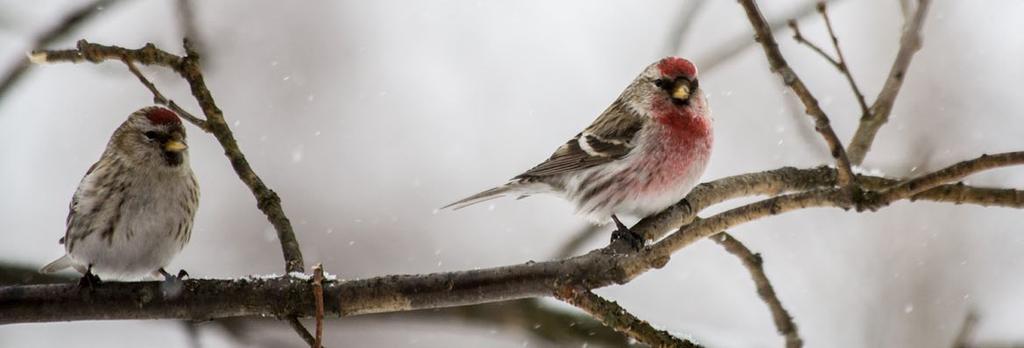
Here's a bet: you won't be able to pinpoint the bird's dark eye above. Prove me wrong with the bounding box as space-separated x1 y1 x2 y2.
654 79 672 90
144 131 160 140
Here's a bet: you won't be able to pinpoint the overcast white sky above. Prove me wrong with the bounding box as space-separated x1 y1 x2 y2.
2 0 1024 347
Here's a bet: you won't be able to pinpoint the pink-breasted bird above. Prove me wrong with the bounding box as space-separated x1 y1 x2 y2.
444 57 712 242
40 106 199 281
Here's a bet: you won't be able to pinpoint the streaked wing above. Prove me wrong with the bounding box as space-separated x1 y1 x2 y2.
63 160 100 245
514 100 643 179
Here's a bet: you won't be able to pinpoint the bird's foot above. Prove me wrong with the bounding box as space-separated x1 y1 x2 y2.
157 268 188 296
610 215 645 251
77 267 101 290
158 268 189 282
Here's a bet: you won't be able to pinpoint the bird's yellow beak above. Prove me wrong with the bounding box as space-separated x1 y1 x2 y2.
672 83 691 101
163 140 187 152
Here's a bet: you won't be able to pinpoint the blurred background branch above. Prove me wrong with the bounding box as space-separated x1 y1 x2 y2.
0 0 121 105
2 1 1022 347
713 232 801 348
846 0 931 164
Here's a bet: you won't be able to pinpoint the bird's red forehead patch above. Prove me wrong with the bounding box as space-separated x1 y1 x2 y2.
657 57 697 78
144 107 181 125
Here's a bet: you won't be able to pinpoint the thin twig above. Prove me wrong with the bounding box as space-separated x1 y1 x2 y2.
396 298 628 346
869 152 1024 208
713 233 801 348
556 288 701 348
787 20 839 66
899 0 915 23
287 317 320 348
312 264 325 348
736 0 858 193
176 0 205 56
32 40 306 273
816 2 869 115
665 0 708 55
846 0 932 164
787 6 870 117
552 224 603 259
0 0 122 104
952 311 978 348
181 321 202 348
698 0 845 75
122 59 208 130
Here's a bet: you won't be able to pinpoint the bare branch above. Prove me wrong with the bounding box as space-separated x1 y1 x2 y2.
122 59 208 130
0 0 122 104
176 0 205 56
181 321 202 348
846 0 932 164
0 261 625 346
556 288 701 348
665 0 708 55
698 0 845 75
406 299 629 346
787 19 840 66
868 152 1024 208
287 317 320 348
816 2 869 115
552 224 603 259
3 151 1023 324
787 3 869 116
313 264 325 348
645 152 1024 262
952 311 978 348
713 233 801 348
0 262 72 285
736 0 858 192
32 40 306 273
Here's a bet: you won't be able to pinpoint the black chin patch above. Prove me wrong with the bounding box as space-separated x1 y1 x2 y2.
672 98 690 106
163 151 183 166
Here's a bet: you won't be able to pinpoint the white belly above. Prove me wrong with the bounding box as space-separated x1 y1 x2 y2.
66 167 196 280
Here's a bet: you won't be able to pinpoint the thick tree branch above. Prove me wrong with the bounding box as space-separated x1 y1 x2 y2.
32 40 305 273
736 0 858 192
3 151 1022 324
0 261 624 346
846 0 932 164
556 288 701 348
713 233 801 348
644 152 1024 262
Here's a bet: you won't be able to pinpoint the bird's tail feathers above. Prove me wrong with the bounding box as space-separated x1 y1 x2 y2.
442 181 545 210
40 255 73 274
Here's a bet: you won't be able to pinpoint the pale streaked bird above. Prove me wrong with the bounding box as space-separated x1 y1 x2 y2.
41 106 200 281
